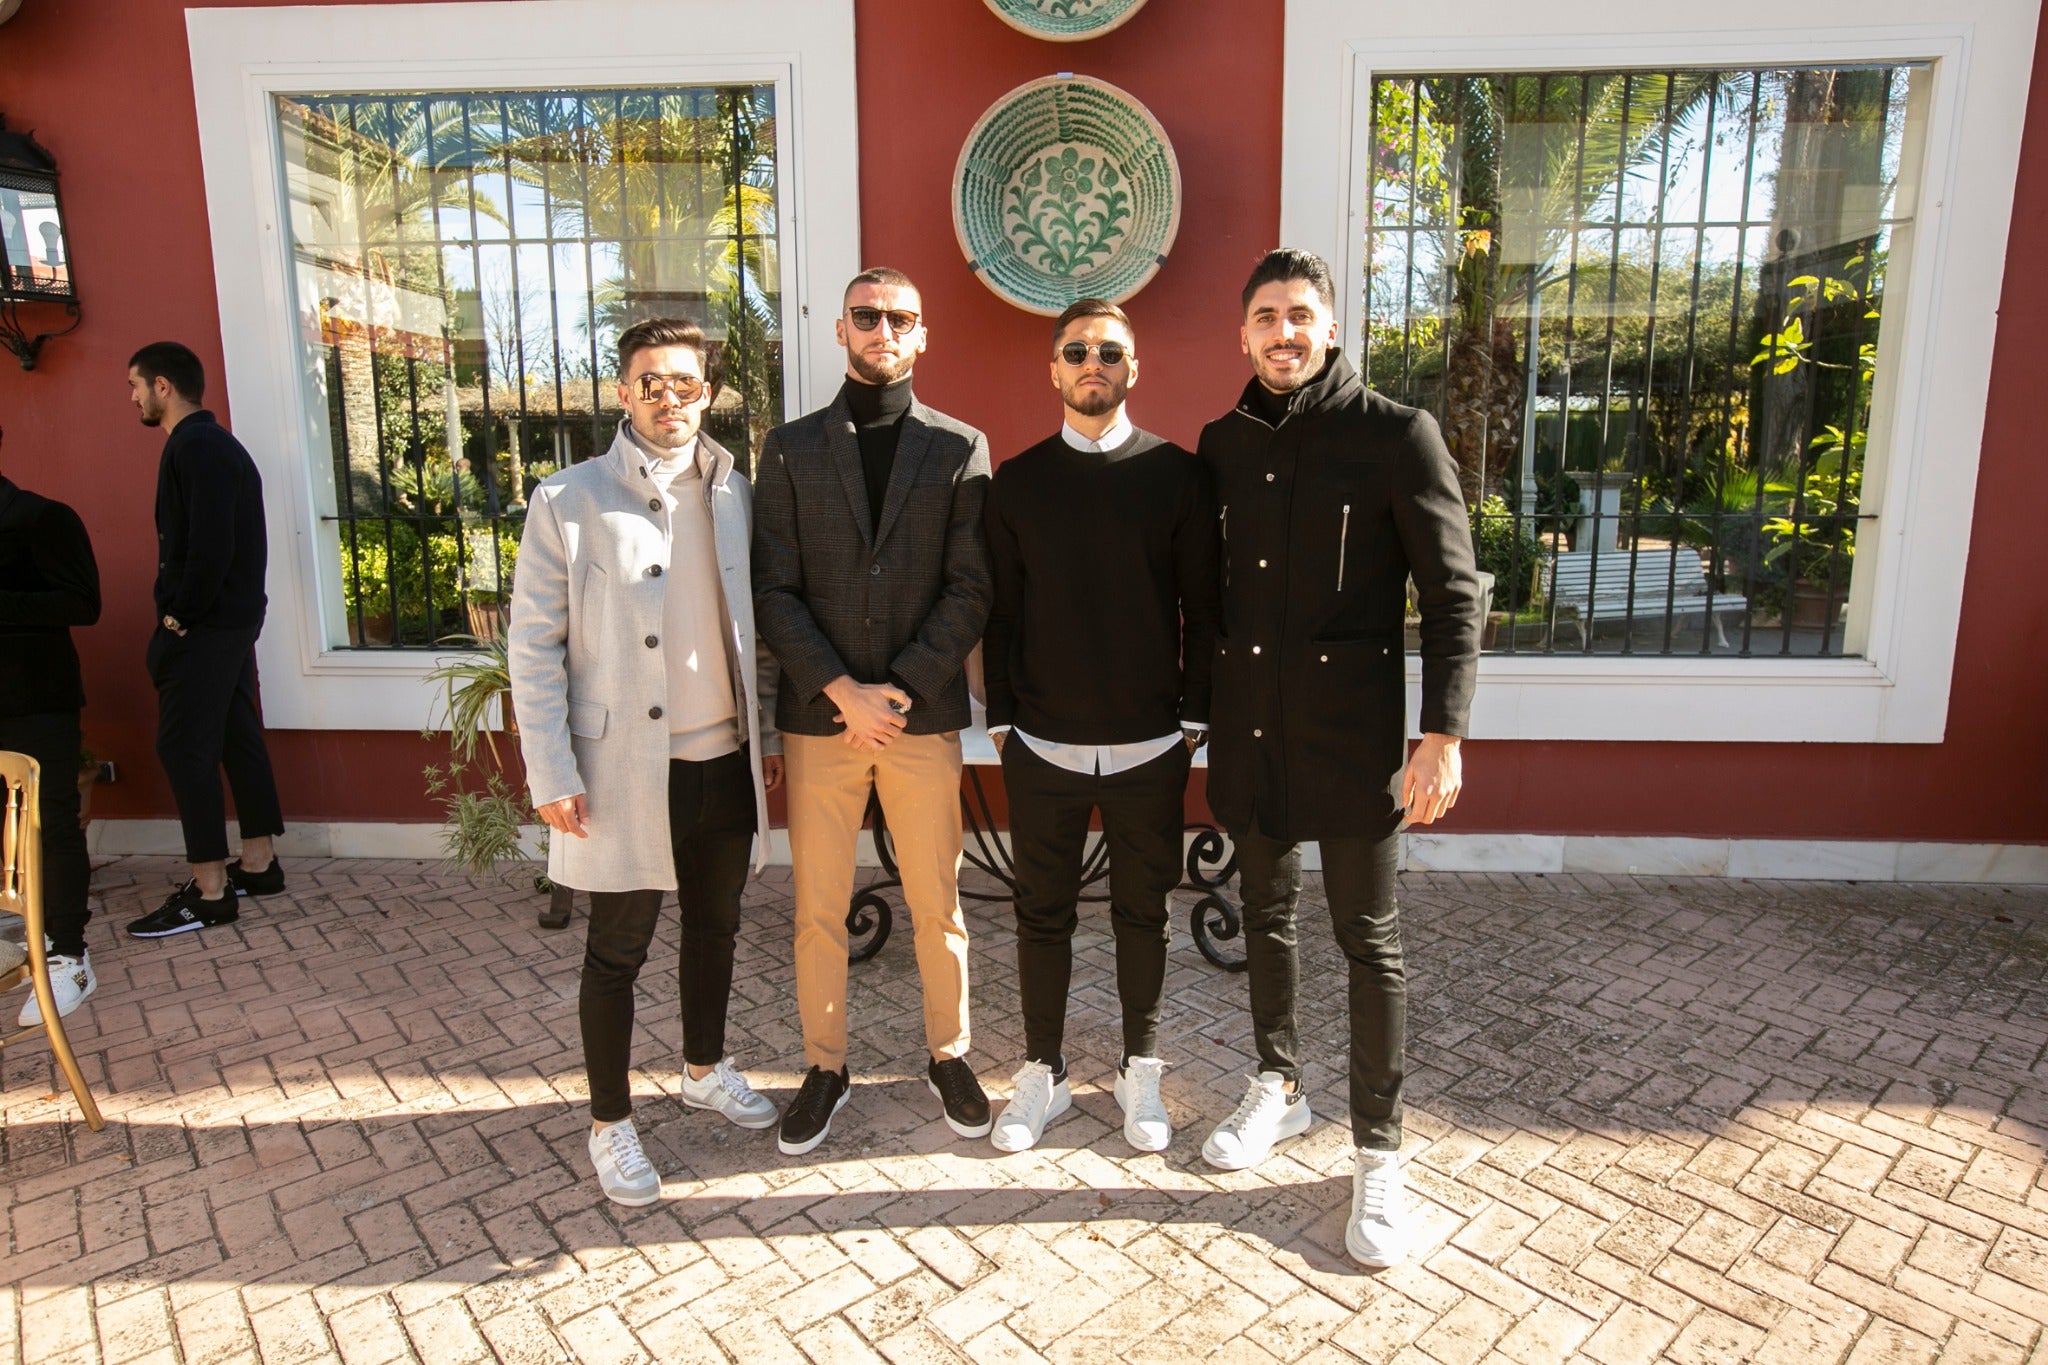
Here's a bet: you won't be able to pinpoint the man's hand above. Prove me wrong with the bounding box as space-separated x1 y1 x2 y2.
762 755 785 791
537 793 590 839
990 729 1008 755
825 676 911 749
1400 733 1463 825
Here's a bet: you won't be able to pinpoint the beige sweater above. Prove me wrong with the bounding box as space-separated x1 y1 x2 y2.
642 436 740 761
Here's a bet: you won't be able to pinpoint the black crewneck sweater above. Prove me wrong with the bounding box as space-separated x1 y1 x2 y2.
842 375 913 531
983 426 1219 744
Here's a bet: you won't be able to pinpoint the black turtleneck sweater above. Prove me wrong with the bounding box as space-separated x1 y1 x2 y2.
843 375 913 532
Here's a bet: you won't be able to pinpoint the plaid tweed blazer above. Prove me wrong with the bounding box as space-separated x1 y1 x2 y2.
751 389 992 736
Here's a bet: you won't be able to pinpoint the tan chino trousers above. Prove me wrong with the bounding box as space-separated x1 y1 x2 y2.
785 730 971 1072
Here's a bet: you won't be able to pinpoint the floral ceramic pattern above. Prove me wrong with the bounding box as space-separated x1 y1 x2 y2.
982 0 1147 42
953 75 1180 315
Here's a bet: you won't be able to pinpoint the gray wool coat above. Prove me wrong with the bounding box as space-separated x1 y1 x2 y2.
508 423 780 892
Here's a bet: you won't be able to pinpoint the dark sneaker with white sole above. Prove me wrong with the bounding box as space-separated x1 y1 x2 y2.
126 882 240 938
927 1056 993 1138
227 857 286 897
778 1065 850 1155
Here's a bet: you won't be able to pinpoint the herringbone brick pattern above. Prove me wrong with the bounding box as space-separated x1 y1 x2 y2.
3 857 2045 1363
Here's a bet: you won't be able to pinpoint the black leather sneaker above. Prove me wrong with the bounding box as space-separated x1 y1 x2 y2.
126 882 240 938
227 857 286 897
928 1056 993 1138
777 1065 850 1156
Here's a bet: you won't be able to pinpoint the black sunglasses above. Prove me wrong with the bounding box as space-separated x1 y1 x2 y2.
847 306 921 336
1058 340 1129 366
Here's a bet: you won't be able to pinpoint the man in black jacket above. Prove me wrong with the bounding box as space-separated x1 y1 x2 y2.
753 268 994 1155
1198 250 1481 1268
122 342 289 939
981 298 1217 1155
0 441 102 1024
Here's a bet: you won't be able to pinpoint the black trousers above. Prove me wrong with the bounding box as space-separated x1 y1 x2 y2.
0 710 90 957
1233 820 1405 1151
581 748 756 1124
147 625 285 865
1002 737 1190 1065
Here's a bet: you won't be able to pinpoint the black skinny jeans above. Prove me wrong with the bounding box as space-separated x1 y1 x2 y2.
1003 737 1189 1065
1232 821 1405 1151
581 748 756 1124
0 710 91 957
147 625 285 864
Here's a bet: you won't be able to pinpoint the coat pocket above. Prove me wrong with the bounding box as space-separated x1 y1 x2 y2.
566 697 609 740
575 562 608 656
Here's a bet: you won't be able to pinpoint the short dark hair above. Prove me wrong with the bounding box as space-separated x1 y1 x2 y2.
843 267 920 304
615 317 715 386
1051 297 1133 344
1240 248 1336 314
128 341 205 403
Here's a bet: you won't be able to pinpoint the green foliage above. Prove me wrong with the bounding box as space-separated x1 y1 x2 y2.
1468 495 1549 613
421 633 536 879
1762 456 1860 585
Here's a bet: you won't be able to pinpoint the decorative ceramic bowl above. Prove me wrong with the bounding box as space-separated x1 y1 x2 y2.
952 75 1181 316
981 0 1148 42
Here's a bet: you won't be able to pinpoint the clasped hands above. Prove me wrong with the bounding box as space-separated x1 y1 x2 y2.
825 675 911 752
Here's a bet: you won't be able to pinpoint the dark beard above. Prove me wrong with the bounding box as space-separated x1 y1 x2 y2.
1254 340 1328 393
138 408 163 427
1063 384 1123 417
849 350 913 386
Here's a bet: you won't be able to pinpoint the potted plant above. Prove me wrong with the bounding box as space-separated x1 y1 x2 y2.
1762 454 1859 629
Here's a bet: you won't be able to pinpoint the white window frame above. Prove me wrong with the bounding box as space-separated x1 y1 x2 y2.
1284 0 2038 743
186 0 859 730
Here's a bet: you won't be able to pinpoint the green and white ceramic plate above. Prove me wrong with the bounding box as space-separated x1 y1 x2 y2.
981 0 1148 42
952 74 1181 316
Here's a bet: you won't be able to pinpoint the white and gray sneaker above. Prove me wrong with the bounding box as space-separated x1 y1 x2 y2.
1346 1148 1408 1268
1201 1071 1312 1170
1113 1056 1171 1152
680 1057 777 1129
990 1060 1071 1152
588 1117 661 1206
17 950 95 1027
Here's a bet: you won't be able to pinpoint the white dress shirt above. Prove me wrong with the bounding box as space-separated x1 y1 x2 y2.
989 414 1207 777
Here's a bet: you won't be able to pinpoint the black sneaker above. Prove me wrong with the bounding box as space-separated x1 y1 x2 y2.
126 882 240 938
778 1065 850 1156
227 857 286 898
928 1056 993 1138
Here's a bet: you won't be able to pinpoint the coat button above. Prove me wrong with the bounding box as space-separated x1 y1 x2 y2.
648 498 661 511
1320 654 1329 662
649 706 664 719
1265 472 1275 482
645 635 659 648
870 563 881 575
1259 559 1268 568
1253 728 1263 738
1252 645 1261 655
649 565 663 577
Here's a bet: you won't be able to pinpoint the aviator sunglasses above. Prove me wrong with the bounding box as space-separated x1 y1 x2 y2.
1058 340 1129 366
633 373 708 403
846 306 922 336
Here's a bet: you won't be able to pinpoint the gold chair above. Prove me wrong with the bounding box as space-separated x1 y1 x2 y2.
0 750 105 1130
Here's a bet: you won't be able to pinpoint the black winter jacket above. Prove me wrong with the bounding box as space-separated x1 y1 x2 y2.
0 476 101 716
1198 351 1481 842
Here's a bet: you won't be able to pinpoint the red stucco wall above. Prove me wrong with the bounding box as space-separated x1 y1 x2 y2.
0 0 2042 841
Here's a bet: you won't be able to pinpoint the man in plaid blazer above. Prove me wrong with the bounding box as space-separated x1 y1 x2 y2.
752 267 995 1155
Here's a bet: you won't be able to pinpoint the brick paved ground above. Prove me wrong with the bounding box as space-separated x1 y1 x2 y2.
3 856 2046 1364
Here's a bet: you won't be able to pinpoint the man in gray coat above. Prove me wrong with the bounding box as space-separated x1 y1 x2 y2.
509 317 782 1207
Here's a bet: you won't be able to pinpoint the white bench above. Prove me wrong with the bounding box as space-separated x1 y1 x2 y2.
1543 547 1749 649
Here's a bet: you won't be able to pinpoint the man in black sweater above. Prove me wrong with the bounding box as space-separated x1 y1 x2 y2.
0 441 102 1024
122 342 289 939
982 299 1219 1155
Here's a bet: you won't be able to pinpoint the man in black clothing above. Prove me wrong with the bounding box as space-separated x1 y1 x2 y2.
122 342 289 939
981 299 1217 1155
1198 250 1481 1269
0 439 102 1024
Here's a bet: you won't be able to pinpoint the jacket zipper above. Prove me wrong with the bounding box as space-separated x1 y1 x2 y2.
1337 505 1351 591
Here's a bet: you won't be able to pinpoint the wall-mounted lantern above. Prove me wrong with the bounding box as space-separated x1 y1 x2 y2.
0 113 81 371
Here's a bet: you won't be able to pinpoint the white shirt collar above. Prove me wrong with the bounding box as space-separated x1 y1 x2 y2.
1060 412 1132 453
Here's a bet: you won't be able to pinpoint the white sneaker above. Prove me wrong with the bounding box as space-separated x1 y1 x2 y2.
1346 1148 1408 1268
588 1117 661 1206
18 951 95 1027
1201 1071 1312 1171
681 1058 777 1129
990 1060 1071 1152
1114 1057 1172 1152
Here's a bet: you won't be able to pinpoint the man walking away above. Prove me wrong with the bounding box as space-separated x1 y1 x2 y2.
0 431 102 1022
123 342 288 939
981 298 1218 1154
753 267 995 1156
1198 250 1481 1268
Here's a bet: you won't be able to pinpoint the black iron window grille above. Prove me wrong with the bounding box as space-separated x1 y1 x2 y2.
1365 65 1922 657
276 84 783 649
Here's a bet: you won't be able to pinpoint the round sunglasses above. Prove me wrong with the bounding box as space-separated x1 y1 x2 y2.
1058 340 1129 366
